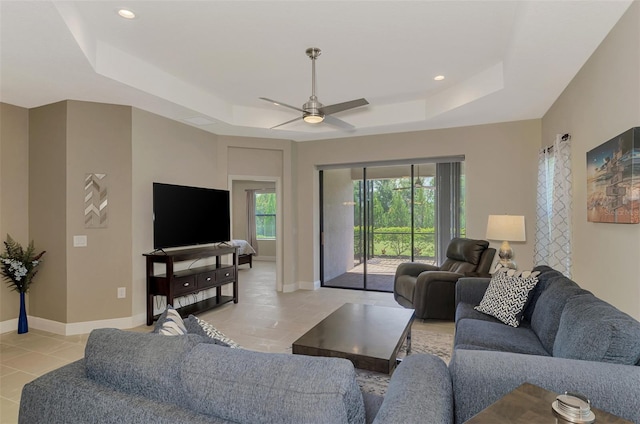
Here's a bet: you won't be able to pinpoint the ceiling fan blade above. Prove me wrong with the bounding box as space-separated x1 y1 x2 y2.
320 98 369 115
270 116 303 129
259 97 304 113
323 115 355 130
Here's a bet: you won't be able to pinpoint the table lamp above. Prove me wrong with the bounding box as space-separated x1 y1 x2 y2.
486 215 526 269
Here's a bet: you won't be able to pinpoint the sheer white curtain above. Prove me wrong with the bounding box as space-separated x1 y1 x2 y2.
246 190 259 255
534 134 572 276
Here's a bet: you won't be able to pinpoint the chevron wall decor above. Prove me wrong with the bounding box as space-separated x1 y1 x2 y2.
84 173 108 228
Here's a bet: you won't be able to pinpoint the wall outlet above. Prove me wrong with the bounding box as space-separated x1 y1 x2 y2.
117 287 126 299
73 235 87 247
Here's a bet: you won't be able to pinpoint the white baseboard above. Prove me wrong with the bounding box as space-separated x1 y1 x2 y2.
254 256 276 262
282 282 297 293
1 313 149 336
28 316 67 335
298 280 320 290
0 318 18 334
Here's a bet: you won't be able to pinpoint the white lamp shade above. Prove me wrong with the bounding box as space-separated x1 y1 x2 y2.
486 215 526 242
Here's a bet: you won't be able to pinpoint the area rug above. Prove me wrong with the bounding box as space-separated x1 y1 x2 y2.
355 329 454 396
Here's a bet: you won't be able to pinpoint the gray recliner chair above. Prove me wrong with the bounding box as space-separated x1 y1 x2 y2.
394 237 496 320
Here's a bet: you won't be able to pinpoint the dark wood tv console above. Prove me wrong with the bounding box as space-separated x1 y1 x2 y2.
144 245 238 326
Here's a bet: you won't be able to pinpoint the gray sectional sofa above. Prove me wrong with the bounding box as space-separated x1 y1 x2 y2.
450 265 640 423
19 328 453 424
19 265 640 423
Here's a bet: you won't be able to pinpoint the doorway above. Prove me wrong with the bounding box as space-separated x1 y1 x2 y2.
228 175 283 291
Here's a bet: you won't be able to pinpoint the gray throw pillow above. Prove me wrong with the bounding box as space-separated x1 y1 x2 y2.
530 281 589 353
553 294 640 365
157 306 187 336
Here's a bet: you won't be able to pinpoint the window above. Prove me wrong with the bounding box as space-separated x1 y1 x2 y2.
255 192 276 239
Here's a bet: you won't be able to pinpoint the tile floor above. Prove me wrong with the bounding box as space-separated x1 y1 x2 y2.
0 261 453 423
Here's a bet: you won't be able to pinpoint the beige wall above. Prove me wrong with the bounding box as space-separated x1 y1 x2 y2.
217 136 296 291
0 104 30 323
28 101 134 324
230 180 276 258
321 169 355 281
228 147 283 177
296 120 541 286
65 101 133 322
28 102 68 322
131 108 219 319
542 2 640 319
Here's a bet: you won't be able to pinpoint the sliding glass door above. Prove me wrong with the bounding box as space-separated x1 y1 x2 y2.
320 160 464 292
320 168 365 289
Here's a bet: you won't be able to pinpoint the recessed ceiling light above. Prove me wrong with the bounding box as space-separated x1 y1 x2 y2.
434 75 445 81
117 9 136 19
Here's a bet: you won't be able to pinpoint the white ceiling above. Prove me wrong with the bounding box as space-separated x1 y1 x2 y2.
0 1 633 142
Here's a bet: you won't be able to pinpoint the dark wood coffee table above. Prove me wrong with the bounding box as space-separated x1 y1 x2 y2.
292 303 415 374
465 382 632 423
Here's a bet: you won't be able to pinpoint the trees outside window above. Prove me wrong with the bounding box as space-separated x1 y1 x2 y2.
357 169 462 262
255 192 276 239
365 177 437 260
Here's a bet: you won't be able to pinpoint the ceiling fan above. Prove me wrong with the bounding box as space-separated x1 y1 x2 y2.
393 179 434 191
393 170 435 191
260 47 369 130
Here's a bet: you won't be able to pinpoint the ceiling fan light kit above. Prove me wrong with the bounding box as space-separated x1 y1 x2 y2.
260 47 368 129
303 114 324 124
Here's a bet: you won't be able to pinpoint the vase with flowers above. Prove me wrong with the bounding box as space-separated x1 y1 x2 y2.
0 234 46 334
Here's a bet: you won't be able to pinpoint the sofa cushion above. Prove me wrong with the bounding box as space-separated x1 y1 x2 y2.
85 328 203 405
454 319 550 356
180 343 366 424
474 269 539 327
553 294 640 365
362 393 384 424
19 360 223 424
522 267 566 322
449 349 640 424
455 277 492 308
529 278 589 353
373 354 453 424
456 302 503 325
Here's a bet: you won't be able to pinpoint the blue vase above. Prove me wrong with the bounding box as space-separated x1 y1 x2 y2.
18 291 28 334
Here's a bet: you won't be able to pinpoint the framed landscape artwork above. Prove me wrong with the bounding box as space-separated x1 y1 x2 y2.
586 127 640 224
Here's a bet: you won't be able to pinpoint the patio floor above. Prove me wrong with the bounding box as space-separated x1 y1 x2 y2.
324 257 436 292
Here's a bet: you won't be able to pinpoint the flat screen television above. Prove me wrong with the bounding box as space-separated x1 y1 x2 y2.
153 182 230 249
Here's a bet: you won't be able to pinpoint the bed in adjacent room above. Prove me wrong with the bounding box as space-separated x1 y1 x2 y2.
231 240 257 268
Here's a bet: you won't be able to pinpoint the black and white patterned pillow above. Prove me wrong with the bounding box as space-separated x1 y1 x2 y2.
157 305 187 336
190 315 241 348
474 268 540 327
